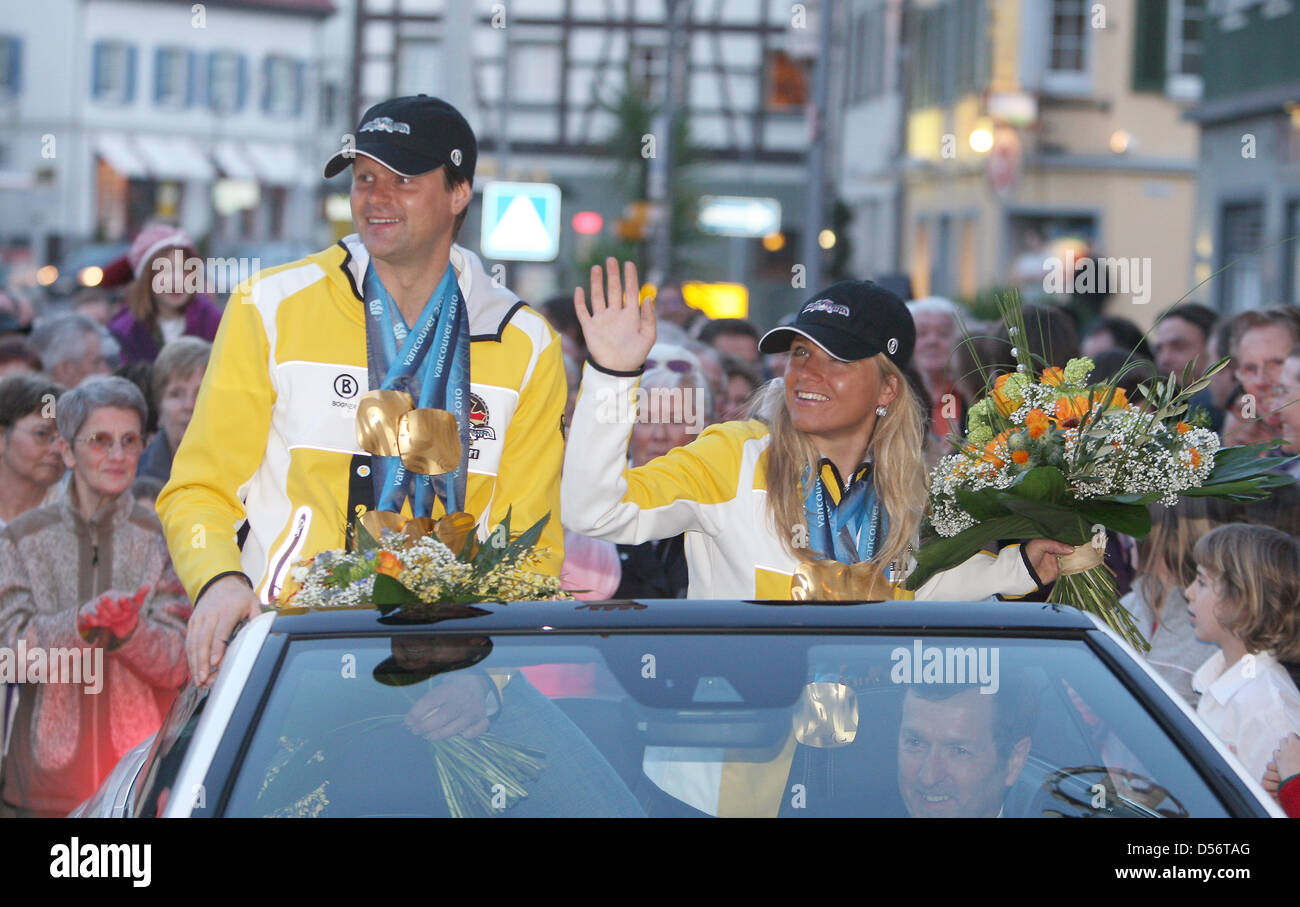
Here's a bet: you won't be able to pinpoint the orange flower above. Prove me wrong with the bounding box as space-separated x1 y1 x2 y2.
1011 450 1030 465
1175 421 1190 434
992 373 1019 417
982 440 1006 468
376 550 403 578
1025 408 1050 439
1102 387 1129 410
1053 394 1092 427
1190 448 1202 468
1040 366 1066 387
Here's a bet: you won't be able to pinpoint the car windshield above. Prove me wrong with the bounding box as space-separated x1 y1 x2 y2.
219 631 1230 817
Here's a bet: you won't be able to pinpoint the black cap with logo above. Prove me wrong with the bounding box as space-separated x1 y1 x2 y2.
323 95 478 185
758 280 915 368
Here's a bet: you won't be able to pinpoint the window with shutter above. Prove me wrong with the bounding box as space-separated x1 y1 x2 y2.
1044 0 1092 95
155 47 188 107
92 41 131 104
210 51 242 112
1165 0 1205 100
1219 201 1265 313
0 36 20 96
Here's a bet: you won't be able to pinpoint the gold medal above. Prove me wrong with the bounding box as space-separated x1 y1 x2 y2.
356 390 414 457
398 408 461 475
790 559 895 601
433 511 478 555
400 517 437 542
359 509 405 540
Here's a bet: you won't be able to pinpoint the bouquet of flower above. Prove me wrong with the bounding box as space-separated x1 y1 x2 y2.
280 508 567 613
275 508 565 817
905 294 1294 651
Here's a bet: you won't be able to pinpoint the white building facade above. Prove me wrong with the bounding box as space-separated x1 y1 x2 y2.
0 0 337 277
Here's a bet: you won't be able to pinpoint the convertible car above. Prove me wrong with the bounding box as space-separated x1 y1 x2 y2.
74 599 1284 817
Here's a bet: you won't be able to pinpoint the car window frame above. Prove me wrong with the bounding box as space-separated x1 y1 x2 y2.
201 623 1274 818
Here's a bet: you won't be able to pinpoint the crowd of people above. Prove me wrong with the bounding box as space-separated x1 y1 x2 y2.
1 95 1299 819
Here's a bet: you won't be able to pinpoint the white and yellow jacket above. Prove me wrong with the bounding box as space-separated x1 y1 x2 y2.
562 362 1038 602
157 236 566 607
563 362 1042 817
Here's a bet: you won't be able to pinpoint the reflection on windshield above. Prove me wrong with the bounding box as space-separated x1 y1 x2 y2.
223 634 1226 817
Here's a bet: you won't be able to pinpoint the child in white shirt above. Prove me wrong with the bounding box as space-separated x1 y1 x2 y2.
1186 523 1300 784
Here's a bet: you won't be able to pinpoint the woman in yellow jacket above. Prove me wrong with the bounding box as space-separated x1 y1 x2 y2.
563 259 1073 604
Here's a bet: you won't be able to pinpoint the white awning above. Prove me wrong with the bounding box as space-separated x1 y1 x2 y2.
245 142 310 186
212 141 258 181
133 135 216 182
95 133 149 178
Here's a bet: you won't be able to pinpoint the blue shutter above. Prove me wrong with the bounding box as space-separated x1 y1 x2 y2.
7 37 21 94
294 60 306 118
91 42 105 97
125 44 138 103
261 56 273 112
154 47 166 103
236 54 247 111
207 50 219 109
187 49 201 107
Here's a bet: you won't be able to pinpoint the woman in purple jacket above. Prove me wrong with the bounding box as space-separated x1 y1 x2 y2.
108 224 222 365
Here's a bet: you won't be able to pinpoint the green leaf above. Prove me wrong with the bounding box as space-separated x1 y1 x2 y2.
1006 466 1068 505
1096 491 1161 506
905 515 1040 591
995 494 1082 529
954 488 1010 521
371 573 418 611
354 520 380 552
500 512 551 563
1076 501 1152 538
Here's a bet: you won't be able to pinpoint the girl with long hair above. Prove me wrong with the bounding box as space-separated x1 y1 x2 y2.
107 224 222 365
563 259 1071 602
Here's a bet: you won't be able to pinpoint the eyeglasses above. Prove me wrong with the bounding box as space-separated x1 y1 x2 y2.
645 358 694 374
1235 360 1285 382
11 425 59 446
74 432 145 456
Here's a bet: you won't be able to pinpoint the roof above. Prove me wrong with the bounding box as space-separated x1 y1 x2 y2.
132 0 336 18
270 598 1100 636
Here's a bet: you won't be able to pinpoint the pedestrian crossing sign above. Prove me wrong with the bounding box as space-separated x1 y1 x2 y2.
480 181 562 262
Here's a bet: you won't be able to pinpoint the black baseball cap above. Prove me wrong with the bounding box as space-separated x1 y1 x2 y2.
323 95 478 185
759 280 915 367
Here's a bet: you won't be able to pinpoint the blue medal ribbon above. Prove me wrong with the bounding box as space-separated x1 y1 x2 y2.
362 262 470 517
803 460 886 566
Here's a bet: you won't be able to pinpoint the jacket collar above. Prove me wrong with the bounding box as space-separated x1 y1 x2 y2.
58 475 135 534
327 234 523 340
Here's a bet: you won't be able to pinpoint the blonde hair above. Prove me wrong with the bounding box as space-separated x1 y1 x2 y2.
1193 523 1300 661
763 354 927 573
1136 497 1217 620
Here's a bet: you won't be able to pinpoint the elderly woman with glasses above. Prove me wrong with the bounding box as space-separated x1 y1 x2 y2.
0 376 189 817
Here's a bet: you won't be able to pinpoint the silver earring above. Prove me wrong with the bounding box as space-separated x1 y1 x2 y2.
876 406 888 417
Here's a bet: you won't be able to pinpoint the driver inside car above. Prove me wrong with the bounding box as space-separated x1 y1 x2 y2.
897 678 1036 818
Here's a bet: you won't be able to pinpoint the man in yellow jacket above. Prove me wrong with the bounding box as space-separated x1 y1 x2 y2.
158 96 565 692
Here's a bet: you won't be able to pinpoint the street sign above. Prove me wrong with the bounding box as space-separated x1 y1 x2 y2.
697 196 782 238
480 181 562 261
